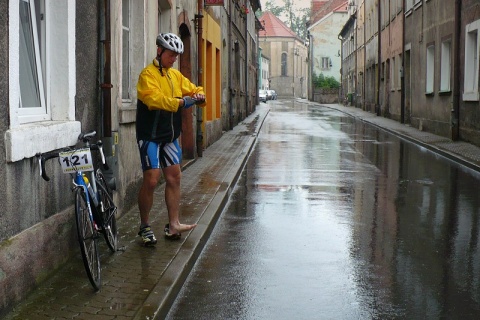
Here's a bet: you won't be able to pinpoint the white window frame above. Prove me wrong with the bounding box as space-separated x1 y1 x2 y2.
7 0 80 162
321 57 330 69
426 45 435 94
398 54 402 90
405 0 413 12
122 0 131 101
440 40 451 92
18 0 47 120
391 57 395 91
463 20 480 101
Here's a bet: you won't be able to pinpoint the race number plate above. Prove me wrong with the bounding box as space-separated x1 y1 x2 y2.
59 148 94 173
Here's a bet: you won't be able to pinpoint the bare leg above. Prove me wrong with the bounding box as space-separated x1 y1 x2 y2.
138 169 162 226
162 164 196 234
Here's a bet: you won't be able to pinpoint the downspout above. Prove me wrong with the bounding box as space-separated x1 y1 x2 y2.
100 0 112 137
196 0 204 157
354 12 358 108
338 34 344 101
228 2 234 129
401 0 405 123
452 0 461 140
245 11 249 116
363 3 366 111
376 0 381 116
99 0 116 189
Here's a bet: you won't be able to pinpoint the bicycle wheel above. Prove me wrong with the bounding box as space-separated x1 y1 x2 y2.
75 187 101 290
96 170 118 252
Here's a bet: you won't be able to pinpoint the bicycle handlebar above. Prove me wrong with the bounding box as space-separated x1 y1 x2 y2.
36 131 108 181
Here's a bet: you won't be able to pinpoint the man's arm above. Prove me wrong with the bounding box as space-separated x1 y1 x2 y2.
137 69 181 112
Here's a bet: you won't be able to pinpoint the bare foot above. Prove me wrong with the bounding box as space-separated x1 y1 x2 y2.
169 223 197 234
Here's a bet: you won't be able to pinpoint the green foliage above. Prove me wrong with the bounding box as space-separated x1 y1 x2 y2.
312 73 340 89
257 0 310 40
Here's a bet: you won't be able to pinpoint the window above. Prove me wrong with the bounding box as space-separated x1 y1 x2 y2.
397 54 402 91
122 0 131 100
440 40 451 92
390 58 395 90
7 0 80 162
321 57 330 69
405 0 413 12
464 20 480 101
19 0 46 118
281 52 287 76
426 45 435 94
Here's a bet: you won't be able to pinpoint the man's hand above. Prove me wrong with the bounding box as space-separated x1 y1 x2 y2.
182 96 196 109
183 95 206 109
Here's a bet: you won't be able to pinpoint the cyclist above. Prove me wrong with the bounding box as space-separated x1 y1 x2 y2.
136 32 206 246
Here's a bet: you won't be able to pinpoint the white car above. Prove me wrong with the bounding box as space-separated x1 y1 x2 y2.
267 89 277 100
259 89 267 103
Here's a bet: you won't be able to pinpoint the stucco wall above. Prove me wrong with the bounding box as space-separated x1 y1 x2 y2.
310 12 348 82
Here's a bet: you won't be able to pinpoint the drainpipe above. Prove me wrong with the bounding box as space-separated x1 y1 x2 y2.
100 0 112 138
228 2 234 129
452 0 461 140
401 0 405 123
376 0 381 116
245 11 249 116
338 34 344 101
99 0 116 189
354 12 358 108
196 0 204 157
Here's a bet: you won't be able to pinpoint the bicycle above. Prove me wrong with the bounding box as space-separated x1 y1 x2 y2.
36 131 118 291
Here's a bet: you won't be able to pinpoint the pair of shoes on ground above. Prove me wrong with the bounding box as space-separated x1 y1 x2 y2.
138 224 181 245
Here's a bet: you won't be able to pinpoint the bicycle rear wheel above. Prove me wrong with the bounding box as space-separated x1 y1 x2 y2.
75 187 101 290
96 170 118 252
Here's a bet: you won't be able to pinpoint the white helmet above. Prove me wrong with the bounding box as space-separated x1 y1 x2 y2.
156 33 184 54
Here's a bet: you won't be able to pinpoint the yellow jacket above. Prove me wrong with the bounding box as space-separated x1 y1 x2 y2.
136 59 205 142
137 59 205 112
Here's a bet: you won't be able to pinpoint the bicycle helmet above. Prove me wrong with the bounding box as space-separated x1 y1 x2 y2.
156 33 184 54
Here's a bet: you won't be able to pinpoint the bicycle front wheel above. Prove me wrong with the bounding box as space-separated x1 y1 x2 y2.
96 170 118 252
75 187 101 290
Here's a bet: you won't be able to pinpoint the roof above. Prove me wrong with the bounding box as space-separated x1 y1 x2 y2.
258 11 300 39
310 0 348 26
308 1 349 30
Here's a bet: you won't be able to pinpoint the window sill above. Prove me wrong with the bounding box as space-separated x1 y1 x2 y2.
5 121 81 162
439 90 452 96
425 91 434 96
463 91 479 101
119 106 137 124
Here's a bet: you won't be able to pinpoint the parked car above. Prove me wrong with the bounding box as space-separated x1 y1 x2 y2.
267 89 277 100
259 89 267 103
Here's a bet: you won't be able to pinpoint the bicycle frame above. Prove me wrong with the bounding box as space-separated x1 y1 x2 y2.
73 170 99 229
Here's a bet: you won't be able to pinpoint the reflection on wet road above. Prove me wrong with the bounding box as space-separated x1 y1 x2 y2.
168 100 480 319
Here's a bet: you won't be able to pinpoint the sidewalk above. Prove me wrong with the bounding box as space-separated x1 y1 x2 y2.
322 103 480 173
5 100 480 320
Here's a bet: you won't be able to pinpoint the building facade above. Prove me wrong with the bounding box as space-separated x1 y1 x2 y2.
259 12 309 99
339 0 480 146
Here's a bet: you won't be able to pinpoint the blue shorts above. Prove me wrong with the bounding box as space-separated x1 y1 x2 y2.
138 139 182 171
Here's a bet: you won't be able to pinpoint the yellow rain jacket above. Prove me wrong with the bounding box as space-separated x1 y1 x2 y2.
136 59 205 142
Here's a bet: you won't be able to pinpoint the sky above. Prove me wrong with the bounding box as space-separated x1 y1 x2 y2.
260 0 311 11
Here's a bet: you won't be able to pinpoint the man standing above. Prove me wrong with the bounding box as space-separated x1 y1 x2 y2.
136 33 206 246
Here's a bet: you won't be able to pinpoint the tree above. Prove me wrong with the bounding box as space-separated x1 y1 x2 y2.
312 73 340 89
257 0 310 40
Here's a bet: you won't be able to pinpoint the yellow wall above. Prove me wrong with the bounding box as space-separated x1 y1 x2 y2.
202 14 221 122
